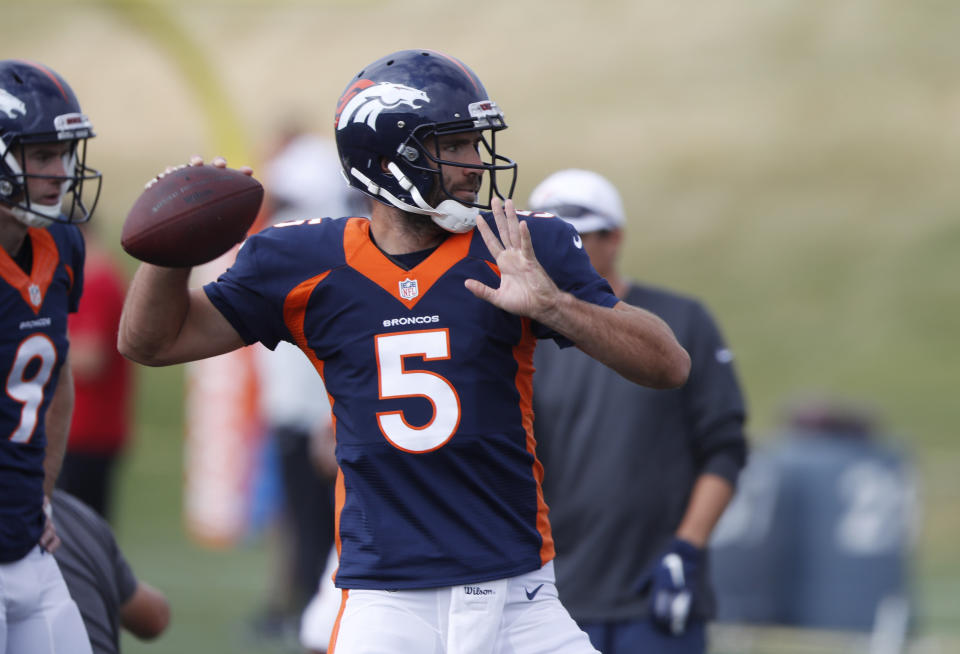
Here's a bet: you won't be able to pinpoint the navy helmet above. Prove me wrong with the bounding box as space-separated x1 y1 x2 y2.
0 60 102 227
334 49 517 232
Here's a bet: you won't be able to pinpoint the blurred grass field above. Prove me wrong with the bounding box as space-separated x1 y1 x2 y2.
6 0 960 652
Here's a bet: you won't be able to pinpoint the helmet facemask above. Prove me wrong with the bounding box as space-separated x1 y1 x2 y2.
379 112 517 233
0 121 102 229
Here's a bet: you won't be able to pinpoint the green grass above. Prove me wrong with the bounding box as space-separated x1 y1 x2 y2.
7 0 960 650
114 366 282 654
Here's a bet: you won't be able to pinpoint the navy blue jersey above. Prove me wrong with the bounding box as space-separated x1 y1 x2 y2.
205 213 617 589
0 224 84 563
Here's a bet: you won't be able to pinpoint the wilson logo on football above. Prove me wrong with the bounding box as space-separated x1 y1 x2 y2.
336 82 429 132
0 89 27 119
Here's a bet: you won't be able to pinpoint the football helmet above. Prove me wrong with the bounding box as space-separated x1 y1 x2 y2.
334 49 517 233
0 60 101 228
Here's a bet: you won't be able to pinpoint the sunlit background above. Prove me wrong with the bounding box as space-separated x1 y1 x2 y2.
6 0 959 652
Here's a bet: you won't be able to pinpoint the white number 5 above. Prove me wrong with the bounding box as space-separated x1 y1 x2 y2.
375 329 461 453
6 334 57 443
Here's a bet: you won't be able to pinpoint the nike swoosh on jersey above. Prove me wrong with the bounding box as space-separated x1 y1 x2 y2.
524 583 544 600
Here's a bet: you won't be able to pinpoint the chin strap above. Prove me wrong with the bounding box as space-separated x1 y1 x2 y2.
11 204 58 228
350 162 478 234
430 199 480 234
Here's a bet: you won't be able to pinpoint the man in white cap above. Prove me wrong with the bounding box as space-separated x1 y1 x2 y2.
529 169 749 654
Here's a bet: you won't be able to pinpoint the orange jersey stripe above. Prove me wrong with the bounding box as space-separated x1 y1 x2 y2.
333 470 346 568
327 588 349 654
516 320 554 565
280 271 351 565
282 270 331 363
0 228 62 314
484 249 553 561
343 218 473 310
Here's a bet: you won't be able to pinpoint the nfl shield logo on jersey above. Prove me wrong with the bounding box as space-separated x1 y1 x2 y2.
28 283 42 307
398 278 419 300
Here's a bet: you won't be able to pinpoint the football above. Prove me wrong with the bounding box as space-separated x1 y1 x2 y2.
121 164 264 267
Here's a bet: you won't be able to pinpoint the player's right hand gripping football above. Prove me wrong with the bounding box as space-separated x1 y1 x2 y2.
637 537 703 636
145 155 253 190
465 197 560 320
123 155 261 268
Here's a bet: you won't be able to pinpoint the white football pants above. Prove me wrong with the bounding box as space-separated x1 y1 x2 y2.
0 546 91 654
327 561 598 654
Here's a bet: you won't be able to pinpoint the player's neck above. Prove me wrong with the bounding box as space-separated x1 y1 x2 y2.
0 211 29 259
369 203 447 255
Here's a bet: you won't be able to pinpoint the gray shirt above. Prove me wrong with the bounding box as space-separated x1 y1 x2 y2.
52 490 137 654
533 282 747 623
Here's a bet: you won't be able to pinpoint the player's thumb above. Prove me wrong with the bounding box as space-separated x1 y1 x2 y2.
464 278 495 302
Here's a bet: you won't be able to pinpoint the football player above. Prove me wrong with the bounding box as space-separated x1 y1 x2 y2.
118 49 690 654
0 59 101 654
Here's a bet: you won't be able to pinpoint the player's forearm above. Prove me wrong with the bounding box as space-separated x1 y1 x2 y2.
674 473 735 547
43 363 73 497
118 264 192 366
538 295 690 388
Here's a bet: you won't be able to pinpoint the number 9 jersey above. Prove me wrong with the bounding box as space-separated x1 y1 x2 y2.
0 224 84 562
204 212 617 589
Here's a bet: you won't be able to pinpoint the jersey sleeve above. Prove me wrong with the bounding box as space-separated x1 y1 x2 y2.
524 214 618 344
682 301 748 486
203 234 290 350
113 539 139 605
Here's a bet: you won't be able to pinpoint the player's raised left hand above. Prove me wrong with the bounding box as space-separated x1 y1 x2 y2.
465 197 560 320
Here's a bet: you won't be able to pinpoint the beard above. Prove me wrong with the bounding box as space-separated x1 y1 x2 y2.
425 172 481 209
400 210 447 241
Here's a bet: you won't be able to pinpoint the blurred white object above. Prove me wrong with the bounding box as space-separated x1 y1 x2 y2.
300 546 340 652
528 168 625 234
265 134 359 222
255 341 330 433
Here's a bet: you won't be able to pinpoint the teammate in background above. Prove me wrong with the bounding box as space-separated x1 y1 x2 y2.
529 169 748 654
117 49 690 654
57 219 131 521
0 59 102 654
51 490 170 654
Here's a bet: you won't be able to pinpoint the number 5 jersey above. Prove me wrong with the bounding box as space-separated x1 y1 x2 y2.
204 213 616 589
